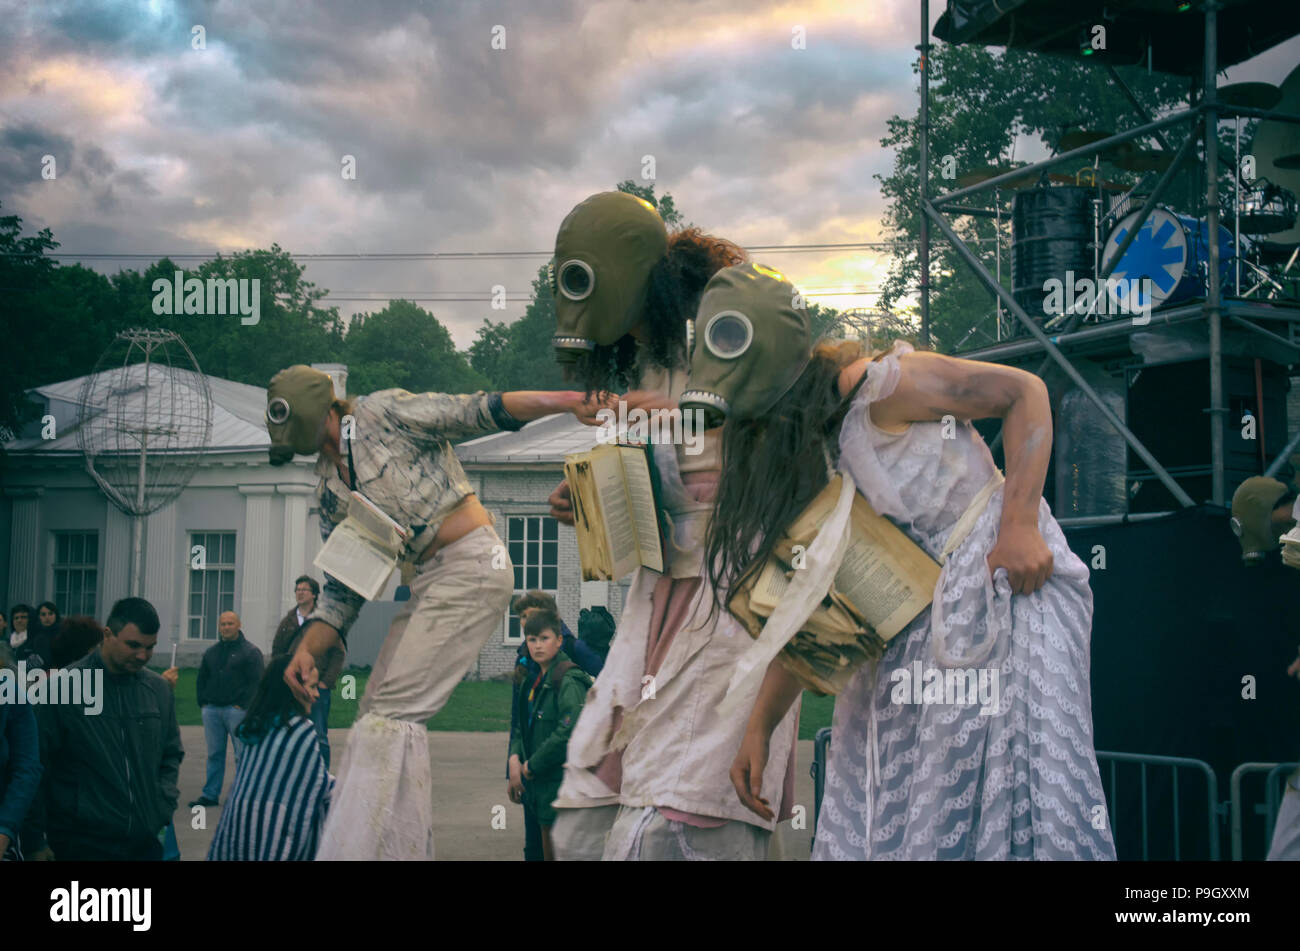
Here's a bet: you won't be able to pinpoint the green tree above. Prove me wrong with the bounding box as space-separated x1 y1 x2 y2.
876 44 1189 351
344 299 488 396
616 180 685 228
145 245 345 387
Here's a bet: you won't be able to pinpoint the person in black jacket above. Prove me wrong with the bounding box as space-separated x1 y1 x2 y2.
25 597 183 861
191 611 264 808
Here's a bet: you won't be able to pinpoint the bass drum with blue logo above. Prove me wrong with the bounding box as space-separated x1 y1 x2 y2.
1101 207 1238 313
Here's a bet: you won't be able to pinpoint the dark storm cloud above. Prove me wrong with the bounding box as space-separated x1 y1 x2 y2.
0 0 949 340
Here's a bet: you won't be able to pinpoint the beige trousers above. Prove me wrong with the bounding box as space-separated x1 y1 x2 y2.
317 525 514 860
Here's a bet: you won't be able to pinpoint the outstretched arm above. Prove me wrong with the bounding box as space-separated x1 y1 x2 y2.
847 351 1054 594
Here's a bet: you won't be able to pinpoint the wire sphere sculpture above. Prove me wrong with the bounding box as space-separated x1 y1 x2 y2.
76 329 213 517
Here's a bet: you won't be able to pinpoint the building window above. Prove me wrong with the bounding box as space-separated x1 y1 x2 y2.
188 532 236 640
505 515 559 644
53 532 98 617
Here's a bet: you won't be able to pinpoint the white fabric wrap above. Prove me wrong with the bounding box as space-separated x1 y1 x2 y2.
717 470 858 718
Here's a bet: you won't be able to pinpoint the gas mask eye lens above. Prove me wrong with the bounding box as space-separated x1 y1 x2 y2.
558 260 595 301
267 397 291 425
704 311 753 359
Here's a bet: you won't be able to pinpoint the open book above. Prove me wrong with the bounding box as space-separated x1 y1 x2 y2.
728 475 940 695
313 491 410 600
564 444 664 581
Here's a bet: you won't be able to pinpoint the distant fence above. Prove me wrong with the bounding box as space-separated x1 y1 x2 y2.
808 730 1293 860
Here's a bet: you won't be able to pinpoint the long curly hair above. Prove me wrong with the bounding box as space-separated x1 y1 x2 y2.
703 340 878 612
567 228 748 395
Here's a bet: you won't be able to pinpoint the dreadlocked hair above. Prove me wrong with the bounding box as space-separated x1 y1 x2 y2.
565 228 748 397
703 339 877 619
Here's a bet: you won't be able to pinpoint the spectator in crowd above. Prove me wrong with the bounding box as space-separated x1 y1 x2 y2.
191 610 265 808
508 609 591 861
0 643 41 861
25 597 183 861
21 602 59 668
207 654 334 861
49 616 104 669
577 605 617 662
272 575 339 767
506 591 602 862
0 609 7 645
7 605 31 652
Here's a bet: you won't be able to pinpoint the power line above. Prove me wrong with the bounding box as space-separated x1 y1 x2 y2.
1 237 996 262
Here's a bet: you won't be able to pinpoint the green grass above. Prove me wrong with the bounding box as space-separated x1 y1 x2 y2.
163 667 834 738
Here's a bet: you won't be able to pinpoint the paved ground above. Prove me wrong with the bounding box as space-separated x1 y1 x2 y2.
174 726 817 860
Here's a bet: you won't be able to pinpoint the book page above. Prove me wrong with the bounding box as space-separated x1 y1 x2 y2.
565 456 610 580
833 499 940 640
589 447 639 580
313 519 398 600
748 557 791 615
348 491 407 548
618 446 664 573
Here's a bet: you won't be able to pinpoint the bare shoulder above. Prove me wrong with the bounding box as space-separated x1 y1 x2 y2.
837 358 871 398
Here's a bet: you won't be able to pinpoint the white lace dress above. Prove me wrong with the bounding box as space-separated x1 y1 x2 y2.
812 343 1116 860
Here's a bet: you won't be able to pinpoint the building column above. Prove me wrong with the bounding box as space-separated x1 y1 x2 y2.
278 485 315 617
6 488 44 606
143 501 178 644
239 485 276 652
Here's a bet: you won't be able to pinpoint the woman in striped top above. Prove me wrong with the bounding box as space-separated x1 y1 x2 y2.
207 654 333 861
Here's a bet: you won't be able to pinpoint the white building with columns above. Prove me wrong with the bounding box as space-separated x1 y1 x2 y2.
0 364 343 664
1 362 627 674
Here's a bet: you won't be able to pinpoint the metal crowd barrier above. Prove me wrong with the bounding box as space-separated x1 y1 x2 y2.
805 735 1295 861
1229 762 1300 861
1096 750 1220 861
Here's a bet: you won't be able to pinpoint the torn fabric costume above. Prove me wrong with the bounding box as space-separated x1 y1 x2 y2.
551 356 800 860
681 268 1114 860
266 368 519 860
813 343 1114 859
548 196 799 860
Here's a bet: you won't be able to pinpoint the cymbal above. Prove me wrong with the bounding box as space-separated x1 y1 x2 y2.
1217 82 1283 110
1059 130 1116 153
1276 153 1300 171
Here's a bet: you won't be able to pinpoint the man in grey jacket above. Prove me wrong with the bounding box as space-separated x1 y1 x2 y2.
26 597 183 861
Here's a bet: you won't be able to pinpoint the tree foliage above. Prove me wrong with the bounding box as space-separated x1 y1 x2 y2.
875 44 1191 351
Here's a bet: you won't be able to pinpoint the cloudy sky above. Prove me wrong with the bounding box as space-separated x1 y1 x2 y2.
2 0 1297 349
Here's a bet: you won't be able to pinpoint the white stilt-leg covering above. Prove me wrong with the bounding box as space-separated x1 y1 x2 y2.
316 713 434 861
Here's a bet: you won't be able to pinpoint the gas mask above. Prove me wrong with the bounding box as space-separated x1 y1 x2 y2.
265 365 335 466
679 264 812 427
550 191 669 364
1230 476 1290 565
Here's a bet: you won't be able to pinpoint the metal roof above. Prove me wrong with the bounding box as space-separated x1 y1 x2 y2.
5 365 268 454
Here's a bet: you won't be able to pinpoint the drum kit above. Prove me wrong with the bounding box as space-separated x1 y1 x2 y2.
967 67 1300 335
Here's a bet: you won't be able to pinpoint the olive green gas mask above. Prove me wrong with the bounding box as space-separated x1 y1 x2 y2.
679 264 812 427
550 191 669 364
1230 476 1292 565
265 365 335 466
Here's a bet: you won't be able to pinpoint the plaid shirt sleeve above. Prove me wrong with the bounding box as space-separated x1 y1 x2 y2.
371 389 523 443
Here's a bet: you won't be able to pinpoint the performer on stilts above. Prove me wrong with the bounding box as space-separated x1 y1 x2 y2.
681 263 1116 860
267 365 605 860
546 191 802 860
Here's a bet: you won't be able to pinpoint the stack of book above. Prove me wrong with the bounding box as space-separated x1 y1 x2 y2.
729 475 941 695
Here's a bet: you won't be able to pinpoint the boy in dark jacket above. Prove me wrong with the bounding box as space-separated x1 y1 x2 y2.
508 610 590 861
